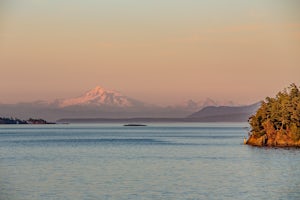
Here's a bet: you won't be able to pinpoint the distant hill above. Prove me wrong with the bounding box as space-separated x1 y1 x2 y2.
187 103 260 122
174 98 239 112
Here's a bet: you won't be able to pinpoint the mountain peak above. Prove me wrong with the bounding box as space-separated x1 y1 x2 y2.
93 85 105 92
58 86 134 108
86 86 113 96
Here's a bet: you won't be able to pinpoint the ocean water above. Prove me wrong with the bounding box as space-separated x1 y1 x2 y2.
0 123 299 200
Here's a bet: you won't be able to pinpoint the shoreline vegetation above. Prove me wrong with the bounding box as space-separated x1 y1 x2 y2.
246 83 300 147
0 117 55 125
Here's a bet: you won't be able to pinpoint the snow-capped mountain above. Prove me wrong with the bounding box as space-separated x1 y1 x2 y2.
57 86 144 108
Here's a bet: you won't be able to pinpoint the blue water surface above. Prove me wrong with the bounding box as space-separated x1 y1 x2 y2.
0 123 299 200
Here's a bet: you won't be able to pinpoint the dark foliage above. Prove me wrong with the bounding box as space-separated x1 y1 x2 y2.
0 117 28 124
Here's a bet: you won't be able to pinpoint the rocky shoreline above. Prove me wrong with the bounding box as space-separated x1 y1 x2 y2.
246 128 300 147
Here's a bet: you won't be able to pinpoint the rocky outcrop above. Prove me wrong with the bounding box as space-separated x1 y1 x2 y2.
246 121 300 147
246 84 300 147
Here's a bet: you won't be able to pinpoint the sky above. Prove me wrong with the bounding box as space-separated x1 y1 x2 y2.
0 0 299 105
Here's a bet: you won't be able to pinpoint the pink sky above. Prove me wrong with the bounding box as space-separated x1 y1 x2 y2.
0 1 299 105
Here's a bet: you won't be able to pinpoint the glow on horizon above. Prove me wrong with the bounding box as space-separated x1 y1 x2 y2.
0 0 299 105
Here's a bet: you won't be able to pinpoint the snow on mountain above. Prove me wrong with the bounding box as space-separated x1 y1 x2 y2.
58 86 142 108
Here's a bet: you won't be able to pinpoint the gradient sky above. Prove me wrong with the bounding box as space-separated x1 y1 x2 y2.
0 0 299 105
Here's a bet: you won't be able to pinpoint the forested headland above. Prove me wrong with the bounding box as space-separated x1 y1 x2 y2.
247 83 300 147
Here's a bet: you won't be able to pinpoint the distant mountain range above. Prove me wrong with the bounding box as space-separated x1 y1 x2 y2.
171 98 239 112
53 86 238 110
0 86 258 122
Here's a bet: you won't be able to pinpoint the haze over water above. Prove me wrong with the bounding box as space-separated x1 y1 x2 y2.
0 123 299 200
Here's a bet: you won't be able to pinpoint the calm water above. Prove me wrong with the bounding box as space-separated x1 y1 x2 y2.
0 123 299 200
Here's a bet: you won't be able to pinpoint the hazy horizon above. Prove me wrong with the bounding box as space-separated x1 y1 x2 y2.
0 83 297 106
0 0 299 105
0 84 258 106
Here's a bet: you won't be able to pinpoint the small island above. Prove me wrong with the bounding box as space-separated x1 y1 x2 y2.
0 117 55 125
123 124 147 127
246 83 300 147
